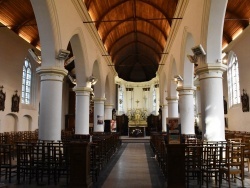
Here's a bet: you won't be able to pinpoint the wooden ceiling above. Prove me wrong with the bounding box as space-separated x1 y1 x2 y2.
0 0 249 82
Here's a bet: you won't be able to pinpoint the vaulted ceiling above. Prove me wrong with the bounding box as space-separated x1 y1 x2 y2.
0 0 249 82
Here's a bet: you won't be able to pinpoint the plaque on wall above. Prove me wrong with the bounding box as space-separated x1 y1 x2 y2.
11 90 20 112
167 118 181 144
0 86 6 111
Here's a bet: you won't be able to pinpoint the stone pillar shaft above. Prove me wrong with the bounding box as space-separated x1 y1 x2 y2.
177 87 195 134
161 104 168 132
196 63 227 141
74 86 92 135
166 97 179 118
93 98 106 132
37 66 67 141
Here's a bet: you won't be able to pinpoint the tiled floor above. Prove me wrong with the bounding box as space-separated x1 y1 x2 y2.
1 142 250 187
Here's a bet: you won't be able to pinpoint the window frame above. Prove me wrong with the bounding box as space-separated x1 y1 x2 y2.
227 51 241 108
22 58 32 104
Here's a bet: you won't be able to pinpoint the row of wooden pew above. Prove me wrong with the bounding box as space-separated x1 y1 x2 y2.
0 131 121 186
150 132 247 188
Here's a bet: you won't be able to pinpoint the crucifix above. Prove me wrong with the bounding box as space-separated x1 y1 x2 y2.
136 99 140 107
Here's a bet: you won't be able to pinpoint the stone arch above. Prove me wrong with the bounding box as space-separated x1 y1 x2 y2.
167 55 178 98
21 115 32 131
180 27 195 87
70 30 91 86
92 60 104 98
2 113 18 132
202 0 228 63
159 71 168 104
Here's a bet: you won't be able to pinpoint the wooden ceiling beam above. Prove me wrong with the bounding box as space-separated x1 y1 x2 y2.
115 53 158 67
111 41 161 61
108 31 163 54
102 16 168 44
138 0 173 25
85 0 92 10
96 0 130 29
223 31 232 44
225 10 248 27
12 17 36 33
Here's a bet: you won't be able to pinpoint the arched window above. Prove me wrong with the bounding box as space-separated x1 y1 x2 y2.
227 52 240 107
118 85 124 112
22 59 32 104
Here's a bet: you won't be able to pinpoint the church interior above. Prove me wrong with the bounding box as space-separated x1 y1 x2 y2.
0 0 250 187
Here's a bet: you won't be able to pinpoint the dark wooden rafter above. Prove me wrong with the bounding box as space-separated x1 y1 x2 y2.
95 0 173 30
139 0 174 25
96 0 129 29
111 41 161 61
108 31 164 54
85 0 92 10
12 17 36 33
222 31 232 44
225 10 248 27
30 36 40 47
102 15 168 44
115 53 157 67
0 0 6 5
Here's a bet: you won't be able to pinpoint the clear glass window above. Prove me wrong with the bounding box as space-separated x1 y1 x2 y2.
227 52 240 107
21 59 32 104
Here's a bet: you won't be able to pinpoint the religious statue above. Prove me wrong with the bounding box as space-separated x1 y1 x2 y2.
241 89 249 112
0 86 6 111
11 90 20 112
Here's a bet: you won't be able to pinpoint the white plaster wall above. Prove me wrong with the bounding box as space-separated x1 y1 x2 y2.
223 26 250 131
0 27 40 132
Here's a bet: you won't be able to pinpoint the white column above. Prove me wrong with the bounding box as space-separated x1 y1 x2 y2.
196 63 227 141
36 66 67 141
166 97 179 118
73 86 92 135
104 104 113 120
161 104 168 132
177 86 195 134
195 84 202 130
93 98 106 132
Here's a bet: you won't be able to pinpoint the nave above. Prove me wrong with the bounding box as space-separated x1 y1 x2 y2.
2 142 250 187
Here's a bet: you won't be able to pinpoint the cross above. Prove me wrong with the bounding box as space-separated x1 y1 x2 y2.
136 99 139 107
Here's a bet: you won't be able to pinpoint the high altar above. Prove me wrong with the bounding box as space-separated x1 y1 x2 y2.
127 108 147 137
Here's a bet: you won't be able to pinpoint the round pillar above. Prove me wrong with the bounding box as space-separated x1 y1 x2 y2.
93 98 106 132
36 66 68 141
161 104 168 132
177 86 195 134
104 104 113 120
166 97 179 118
73 86 92 135
196 63 227 141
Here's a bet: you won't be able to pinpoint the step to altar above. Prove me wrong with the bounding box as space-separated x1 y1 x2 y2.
120 136 150 143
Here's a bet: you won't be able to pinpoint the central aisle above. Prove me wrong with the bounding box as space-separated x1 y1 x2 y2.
94 143 166 188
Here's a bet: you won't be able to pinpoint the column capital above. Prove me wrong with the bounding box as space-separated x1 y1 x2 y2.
165 97 178 101
104 103 113 107
93 97 106 102
73 86 93 93
36 66 68 76
177 86 196 96
195 63 227 80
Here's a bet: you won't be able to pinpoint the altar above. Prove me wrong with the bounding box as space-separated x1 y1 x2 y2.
127 108 148 137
